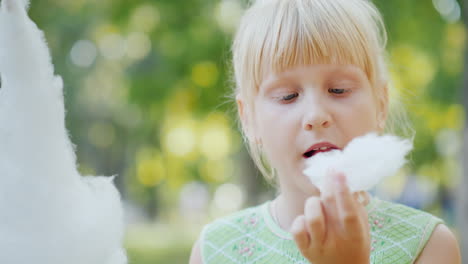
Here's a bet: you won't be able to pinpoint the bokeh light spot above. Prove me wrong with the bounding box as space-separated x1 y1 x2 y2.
191 61 219 88
129 4 160 33
99 33 127 60
137 152 165 187
199 113 232 160
179 182 210 219
214 183 244 212
432 0 461 23
126 32 152 60
435 129 461 157
199 159 233 183
165 121 197 157
391 45 436 96
215 0 243 34
70 40 97 67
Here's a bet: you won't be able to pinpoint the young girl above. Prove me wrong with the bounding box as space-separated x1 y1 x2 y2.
190 0 461 263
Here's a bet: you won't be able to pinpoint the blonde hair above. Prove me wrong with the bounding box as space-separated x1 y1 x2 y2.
232 0 408 182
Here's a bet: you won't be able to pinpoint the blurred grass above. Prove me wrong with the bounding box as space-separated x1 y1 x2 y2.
124 221 198 264
127 245 191 264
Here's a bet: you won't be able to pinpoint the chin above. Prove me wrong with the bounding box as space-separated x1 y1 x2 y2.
296 175 321 196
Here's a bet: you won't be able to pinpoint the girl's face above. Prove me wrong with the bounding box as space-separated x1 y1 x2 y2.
250 64 385 195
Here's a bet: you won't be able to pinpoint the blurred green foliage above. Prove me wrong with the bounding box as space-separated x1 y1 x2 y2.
127 247 191 264
27 0 465 263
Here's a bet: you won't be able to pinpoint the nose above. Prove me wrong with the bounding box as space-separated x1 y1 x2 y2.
302 103 332 131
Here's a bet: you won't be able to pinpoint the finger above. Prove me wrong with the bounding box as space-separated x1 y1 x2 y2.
352 202 371 249
334 173 365 240
304 196 326 247
352 192 371 226
356 198 370 234
353 191 371 232
291 215 310 252
321 169 339 231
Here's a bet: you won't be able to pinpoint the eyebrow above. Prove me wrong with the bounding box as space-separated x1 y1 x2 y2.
259 76 296 93
259 65 367 92
328 67 367 82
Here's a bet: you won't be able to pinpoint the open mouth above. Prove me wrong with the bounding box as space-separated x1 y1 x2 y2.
303 145 339 158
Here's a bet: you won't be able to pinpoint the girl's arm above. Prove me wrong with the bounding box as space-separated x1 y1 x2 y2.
189 239 204 264
414 224 461 264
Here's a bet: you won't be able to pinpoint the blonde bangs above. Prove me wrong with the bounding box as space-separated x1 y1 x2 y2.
233 0 386 98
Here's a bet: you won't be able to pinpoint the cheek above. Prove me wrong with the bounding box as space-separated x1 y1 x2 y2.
254 103 297 165
339 98 379 136
254 101 293 138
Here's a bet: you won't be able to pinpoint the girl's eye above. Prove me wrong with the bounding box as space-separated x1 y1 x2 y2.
281 92 299 102
328 88 349 94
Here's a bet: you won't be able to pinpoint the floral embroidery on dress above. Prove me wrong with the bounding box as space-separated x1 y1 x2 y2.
236 240 258 257
368 212 390 251
231 212 263 258
236 212 259 230
243 213 259 227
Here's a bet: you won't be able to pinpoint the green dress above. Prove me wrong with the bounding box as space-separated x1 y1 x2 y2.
201 197 442 264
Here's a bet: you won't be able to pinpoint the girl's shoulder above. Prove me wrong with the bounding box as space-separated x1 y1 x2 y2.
366 196 442 229
367 196 440 216
367 197 444 263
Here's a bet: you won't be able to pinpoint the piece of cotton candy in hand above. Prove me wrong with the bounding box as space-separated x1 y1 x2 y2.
303 133 413 192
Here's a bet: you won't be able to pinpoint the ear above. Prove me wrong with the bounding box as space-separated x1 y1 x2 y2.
236 94 254 142
377 82 389 132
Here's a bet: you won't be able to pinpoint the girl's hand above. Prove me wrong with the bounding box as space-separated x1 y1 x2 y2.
291 171 371 264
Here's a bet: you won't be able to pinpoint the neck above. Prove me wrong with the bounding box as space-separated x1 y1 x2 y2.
271 184 319 231
271 185 370 232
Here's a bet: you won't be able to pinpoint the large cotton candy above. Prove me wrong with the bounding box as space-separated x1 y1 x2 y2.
0 0 127 263
303 133 413 192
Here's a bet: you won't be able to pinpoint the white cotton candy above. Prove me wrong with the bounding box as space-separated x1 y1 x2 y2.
303 133 413 192
0 0 127 263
